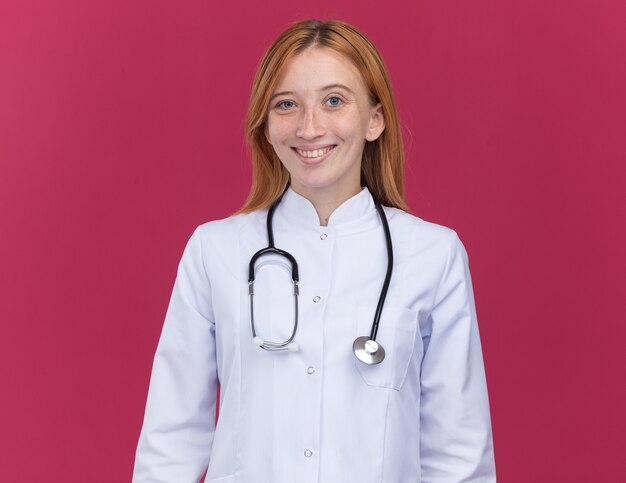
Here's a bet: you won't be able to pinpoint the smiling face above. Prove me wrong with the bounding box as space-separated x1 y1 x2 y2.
265 46 385 200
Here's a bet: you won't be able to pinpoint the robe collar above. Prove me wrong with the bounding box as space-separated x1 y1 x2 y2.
277 186 378 229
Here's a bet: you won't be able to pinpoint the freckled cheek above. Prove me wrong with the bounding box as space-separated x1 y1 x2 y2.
330 120 360 143
267 118 295 145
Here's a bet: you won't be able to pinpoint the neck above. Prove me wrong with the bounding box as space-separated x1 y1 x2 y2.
291 184 362 226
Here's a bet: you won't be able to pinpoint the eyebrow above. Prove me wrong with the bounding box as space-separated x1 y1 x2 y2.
269 83 355 102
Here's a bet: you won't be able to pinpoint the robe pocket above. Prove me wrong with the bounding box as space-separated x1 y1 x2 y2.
354 305 418 390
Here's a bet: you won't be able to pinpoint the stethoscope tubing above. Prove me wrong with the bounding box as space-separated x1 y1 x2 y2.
370 200 393 342
248 187 393 363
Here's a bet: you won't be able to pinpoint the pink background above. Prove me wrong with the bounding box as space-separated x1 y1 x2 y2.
1 0 625 481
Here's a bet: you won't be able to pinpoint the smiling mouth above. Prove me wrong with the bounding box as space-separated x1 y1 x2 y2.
293 145 336 159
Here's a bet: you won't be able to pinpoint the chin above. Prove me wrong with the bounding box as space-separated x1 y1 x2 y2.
292 174 337 191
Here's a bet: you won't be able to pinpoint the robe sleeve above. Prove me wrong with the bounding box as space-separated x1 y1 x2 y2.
133 226 218 482
419 229 496 482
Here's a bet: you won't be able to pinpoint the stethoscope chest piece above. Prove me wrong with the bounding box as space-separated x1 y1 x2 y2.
353 336 386 365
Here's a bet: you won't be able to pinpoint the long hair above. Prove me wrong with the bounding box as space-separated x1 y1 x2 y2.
236 19 409 214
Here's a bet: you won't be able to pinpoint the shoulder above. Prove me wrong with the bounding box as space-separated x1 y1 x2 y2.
192 209 266 242
178 210 266 276
385 206 462 248
383 206 470 276
386 209 472 292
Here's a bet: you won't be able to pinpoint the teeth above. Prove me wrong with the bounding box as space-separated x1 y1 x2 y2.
296 146 333 158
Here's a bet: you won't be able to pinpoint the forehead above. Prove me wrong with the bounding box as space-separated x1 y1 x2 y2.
273 46 366 94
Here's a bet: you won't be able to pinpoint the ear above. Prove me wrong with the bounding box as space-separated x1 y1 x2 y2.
365 103 385 142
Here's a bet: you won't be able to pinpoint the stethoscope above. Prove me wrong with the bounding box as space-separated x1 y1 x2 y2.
248 188 393 365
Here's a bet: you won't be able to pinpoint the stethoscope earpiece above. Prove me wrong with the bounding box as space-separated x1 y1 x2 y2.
252 336 264 346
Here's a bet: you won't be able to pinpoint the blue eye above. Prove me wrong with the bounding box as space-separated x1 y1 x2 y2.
326 96 343 107
277 100 295 110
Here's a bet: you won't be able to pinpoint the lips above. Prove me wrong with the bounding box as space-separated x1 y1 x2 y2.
295 146 334 158
291 145 336 164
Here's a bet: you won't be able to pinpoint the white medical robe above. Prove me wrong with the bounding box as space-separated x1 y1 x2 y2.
133 186 496 482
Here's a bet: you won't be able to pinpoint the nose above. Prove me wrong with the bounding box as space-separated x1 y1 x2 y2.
296 106 324 139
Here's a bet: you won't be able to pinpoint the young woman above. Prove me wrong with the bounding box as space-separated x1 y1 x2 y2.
133 19 496 483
